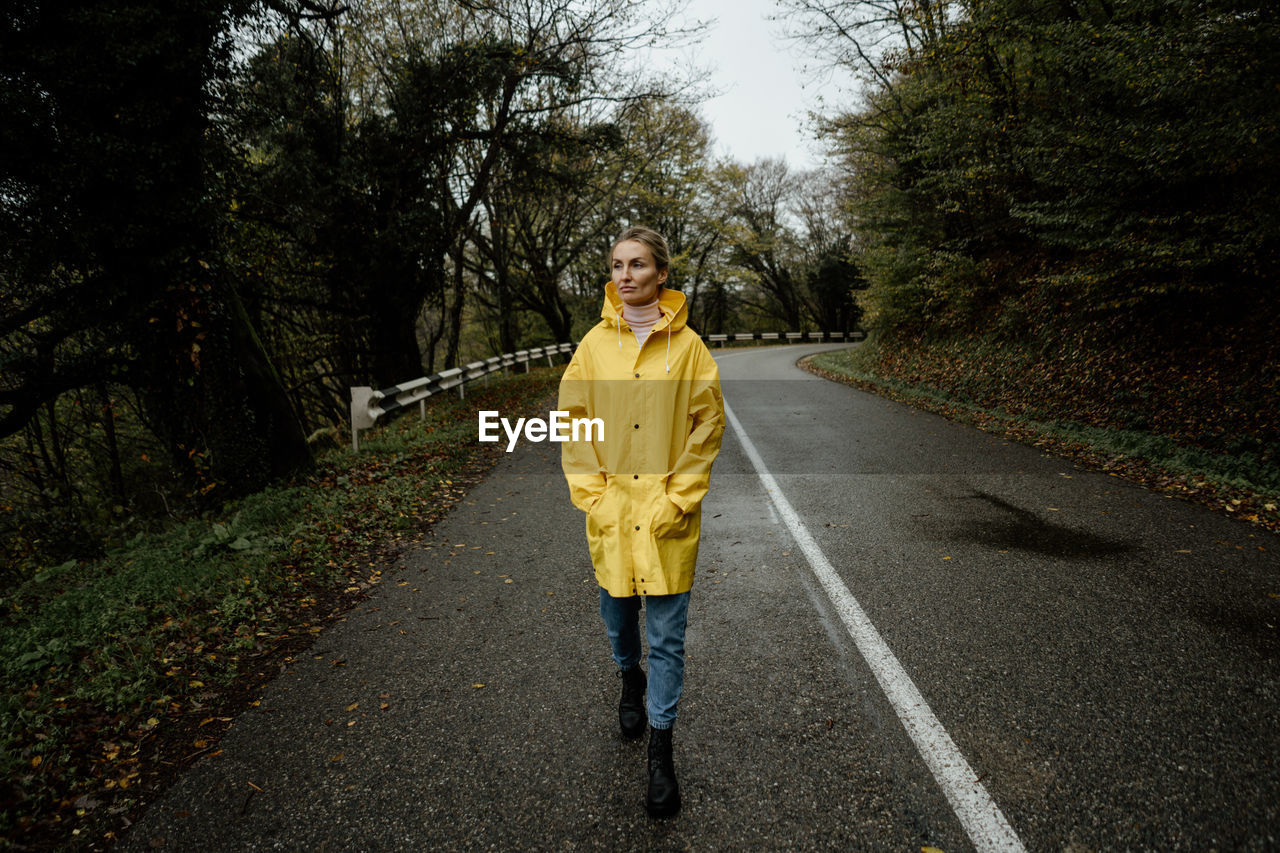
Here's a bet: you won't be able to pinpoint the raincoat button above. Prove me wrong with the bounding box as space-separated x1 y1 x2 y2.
633 423 639 429
635 525 640 530
633 474 638 479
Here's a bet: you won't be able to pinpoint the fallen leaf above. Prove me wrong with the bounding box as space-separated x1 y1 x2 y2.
345 702 359 712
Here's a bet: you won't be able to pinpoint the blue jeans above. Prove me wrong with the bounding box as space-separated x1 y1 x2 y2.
599 587 690 730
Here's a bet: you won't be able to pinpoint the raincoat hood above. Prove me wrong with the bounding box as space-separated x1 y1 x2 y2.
601 282 689 333
601 283 688 373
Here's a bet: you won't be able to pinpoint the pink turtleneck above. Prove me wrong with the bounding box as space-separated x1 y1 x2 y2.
621 295 662 347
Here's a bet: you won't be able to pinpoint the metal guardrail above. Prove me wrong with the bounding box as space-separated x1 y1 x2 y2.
348 330 865 450
702 329 865 346
349 342 575 451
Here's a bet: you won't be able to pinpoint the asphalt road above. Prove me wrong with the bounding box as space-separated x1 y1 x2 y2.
126 342 1280 851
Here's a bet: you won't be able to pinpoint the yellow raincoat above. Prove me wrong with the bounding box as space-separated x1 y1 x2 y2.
559 284 724 598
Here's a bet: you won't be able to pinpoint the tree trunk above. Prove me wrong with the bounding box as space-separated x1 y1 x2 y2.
97 384 127 507
444 245 467 369
368 295 428 389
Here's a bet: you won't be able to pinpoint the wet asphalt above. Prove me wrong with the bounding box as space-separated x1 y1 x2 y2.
125 343 1280 851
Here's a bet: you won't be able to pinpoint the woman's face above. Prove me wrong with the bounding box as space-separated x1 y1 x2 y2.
612 239 667 306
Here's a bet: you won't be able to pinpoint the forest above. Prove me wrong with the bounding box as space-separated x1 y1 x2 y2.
2 0 867 577
784 0 1278 492
3 0 1277 585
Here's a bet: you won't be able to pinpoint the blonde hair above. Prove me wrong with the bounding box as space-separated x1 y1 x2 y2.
612 226 670 271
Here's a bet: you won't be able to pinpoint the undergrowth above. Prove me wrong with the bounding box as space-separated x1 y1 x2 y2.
0 366 563 850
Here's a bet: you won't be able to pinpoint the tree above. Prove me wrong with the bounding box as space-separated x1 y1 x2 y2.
616 101 727 334
1 1 312 502
713 159 807 329
794 170 866 332
334 0 700 375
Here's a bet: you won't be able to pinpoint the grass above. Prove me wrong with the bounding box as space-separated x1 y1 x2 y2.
0 366 563 850
806 344 1280 531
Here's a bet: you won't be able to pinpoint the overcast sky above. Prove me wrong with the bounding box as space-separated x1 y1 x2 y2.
652 0 847 170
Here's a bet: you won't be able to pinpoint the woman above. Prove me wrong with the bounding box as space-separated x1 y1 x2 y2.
559 226 724 818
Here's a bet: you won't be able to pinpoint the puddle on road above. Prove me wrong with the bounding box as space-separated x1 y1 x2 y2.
950 491 1132 560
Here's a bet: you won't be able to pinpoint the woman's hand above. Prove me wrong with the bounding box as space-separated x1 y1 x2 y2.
652 495 685 536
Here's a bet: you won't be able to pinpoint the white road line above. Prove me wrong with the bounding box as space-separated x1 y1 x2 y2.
723 399 1026 853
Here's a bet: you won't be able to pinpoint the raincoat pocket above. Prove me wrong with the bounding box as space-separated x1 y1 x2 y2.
651 493 687 538
586 479 616 533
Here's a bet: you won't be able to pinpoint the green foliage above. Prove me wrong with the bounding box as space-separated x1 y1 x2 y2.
829 0 1280 334
2 1 313 525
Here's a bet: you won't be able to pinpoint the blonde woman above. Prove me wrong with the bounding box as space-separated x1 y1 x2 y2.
559 226 724 817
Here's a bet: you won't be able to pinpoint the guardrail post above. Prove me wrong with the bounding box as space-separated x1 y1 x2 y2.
350 386 376 452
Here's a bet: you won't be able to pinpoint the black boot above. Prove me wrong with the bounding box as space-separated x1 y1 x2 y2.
646 725 681 818
618 666 647 739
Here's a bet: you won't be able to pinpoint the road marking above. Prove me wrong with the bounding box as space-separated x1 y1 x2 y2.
723 399 1026 853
